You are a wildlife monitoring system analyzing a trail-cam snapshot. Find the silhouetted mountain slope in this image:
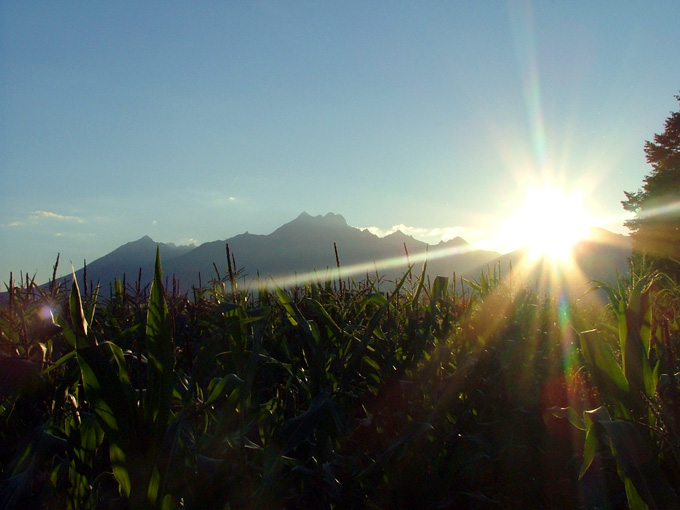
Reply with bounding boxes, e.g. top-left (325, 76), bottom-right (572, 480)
top-left (572, 228), bottom-right (632, 284)
top-left (60, 236), bottom-right (194, 292)
top-left (163, 212), bottom-right (497, 289)
top-left (42, 213), bottom-right (631, 295)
